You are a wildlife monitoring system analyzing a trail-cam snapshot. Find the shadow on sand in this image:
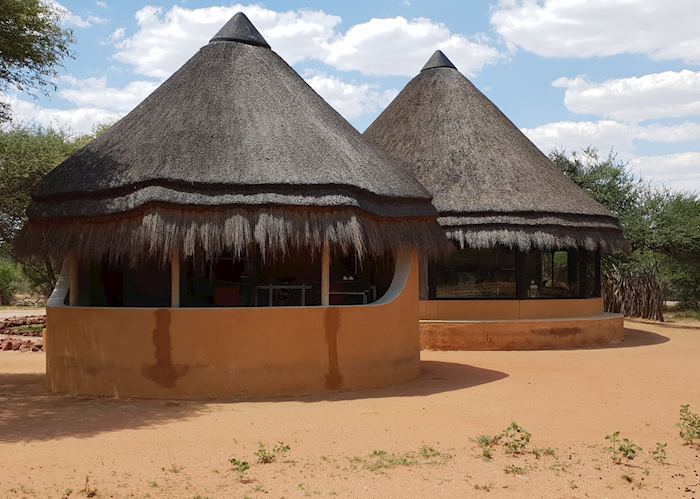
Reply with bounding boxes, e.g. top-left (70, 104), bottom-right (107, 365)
top-left (582, 327), bottom-right (670, 350)
top-left (0, 372), bottom-right (207, 443)
top-left (0, 361), bottom-right (506, 443)
top-left (290, 361), bottom-right (508, 404)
